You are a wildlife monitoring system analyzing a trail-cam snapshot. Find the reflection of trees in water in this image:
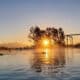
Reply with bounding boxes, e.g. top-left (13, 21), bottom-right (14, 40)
top-left (31, 48), bottom-right (66, 76)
